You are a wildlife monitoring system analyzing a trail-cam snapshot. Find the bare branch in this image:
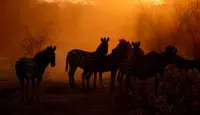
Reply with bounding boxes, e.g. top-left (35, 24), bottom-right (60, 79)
top-left (21, 22), bottom-right (53, 57)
